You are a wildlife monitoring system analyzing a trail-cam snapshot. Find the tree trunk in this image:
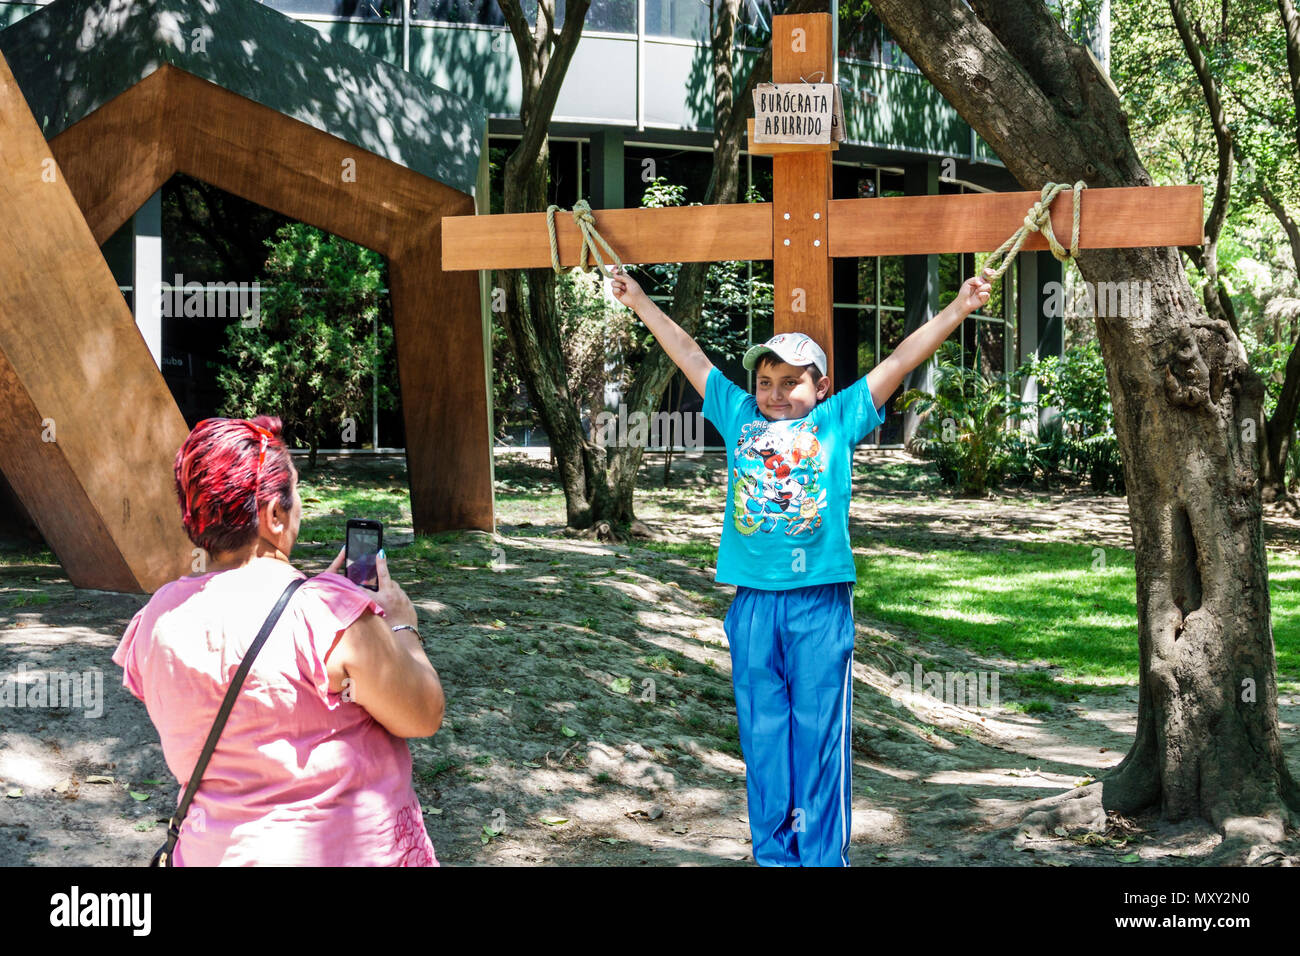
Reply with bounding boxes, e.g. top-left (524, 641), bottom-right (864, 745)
top-left (1251, 0), bottom-right (1300, 503)
top-left (872, 0), bottom-right (1300, 847)
top-left (496, 0), bottom-right (606, 528)
top-left (1168, 0), bottom-right (1238, 334)
top-left (1260, 339), bottom-right (1300, 502)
